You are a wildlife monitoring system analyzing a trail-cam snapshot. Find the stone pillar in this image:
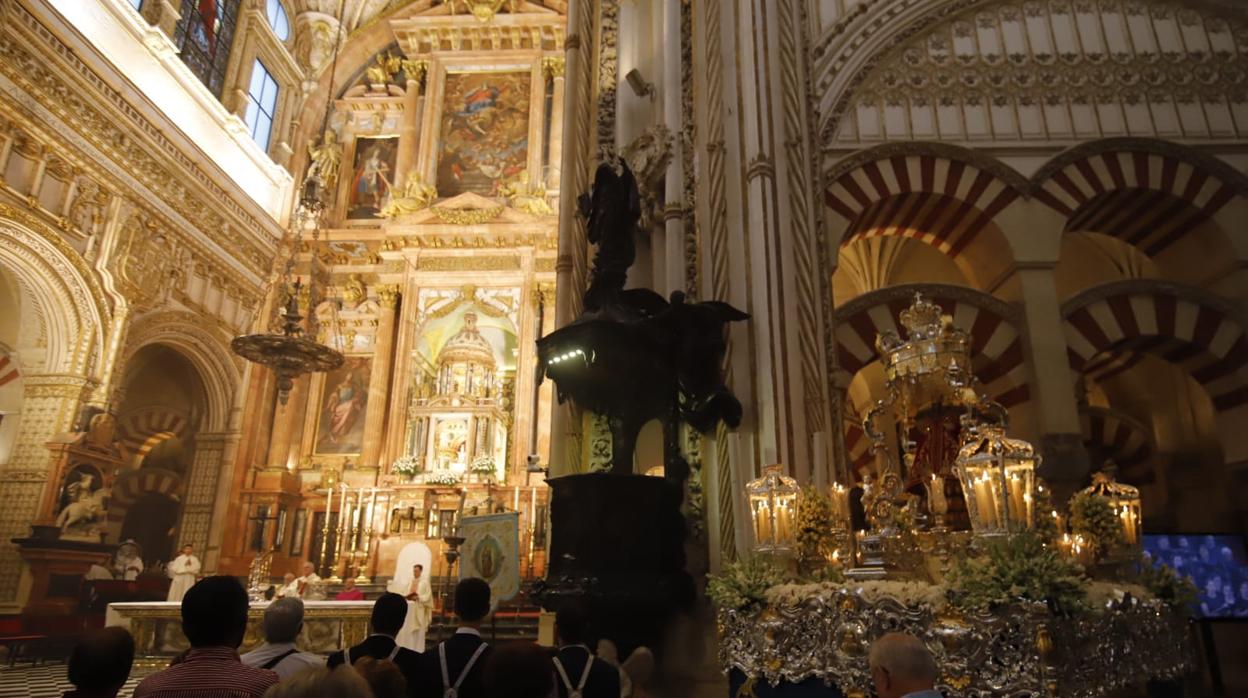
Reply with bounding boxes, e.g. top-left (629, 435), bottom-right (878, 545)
top-left (544, 57), bottom-right (565, 192)
top-left (141, 0), bottom-right (182, 40)
top-left (0, 374), bottom-right (91, 610)
top-left (394, 70), bottom-right (425, 189)
top-left (996, 202), bottom-right (1089, 496)
top-left (361, 286), bottom-right (399, 468)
